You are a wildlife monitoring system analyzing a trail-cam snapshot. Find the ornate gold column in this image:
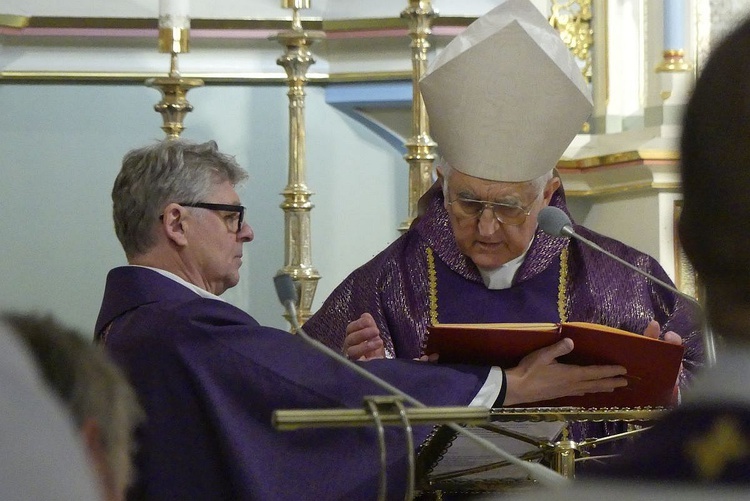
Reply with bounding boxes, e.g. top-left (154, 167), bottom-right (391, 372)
top-left (399, 0), bottom-right (438, 232)
top-left (146, 1), bottom-right (203, 139)
top-left (551, 0), bottom-right (593, 132)
top-left (272, 0), bottom-right (323, 326)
